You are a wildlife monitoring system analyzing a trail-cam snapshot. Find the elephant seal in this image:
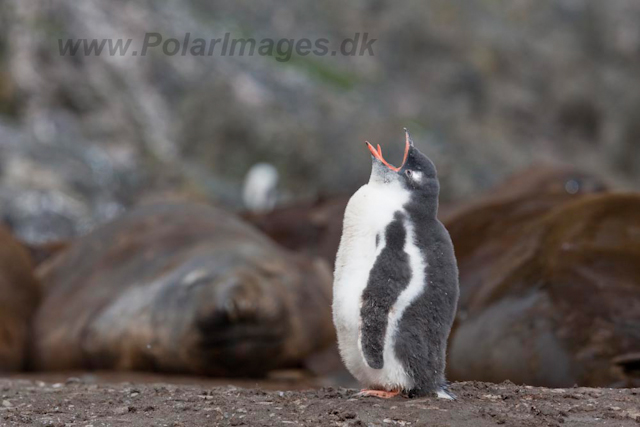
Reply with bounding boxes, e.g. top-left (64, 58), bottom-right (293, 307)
top-left (32, 202), bottom-right (334, 376)
top-left (0, 225), bottom-right (40, 371)
top-left (443, 165), bottom-right (608, 313)
top-left (448, 193), bottom-right (640, 387)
